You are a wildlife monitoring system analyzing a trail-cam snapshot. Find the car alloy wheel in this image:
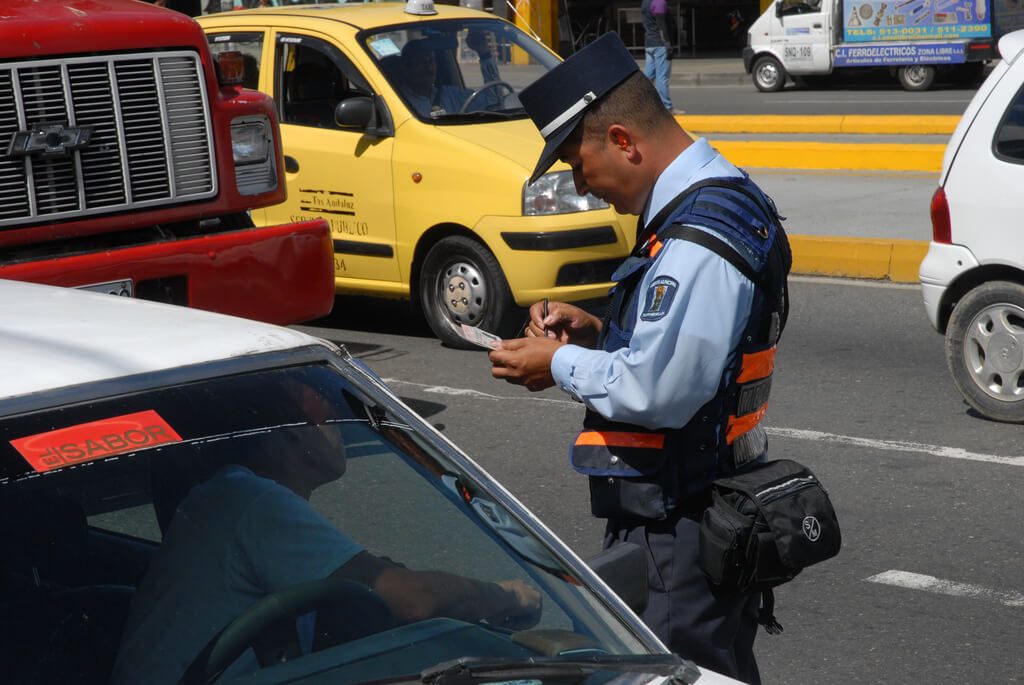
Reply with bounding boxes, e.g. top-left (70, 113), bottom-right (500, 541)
top-left (945, 281), bottom-right (1024, 423)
